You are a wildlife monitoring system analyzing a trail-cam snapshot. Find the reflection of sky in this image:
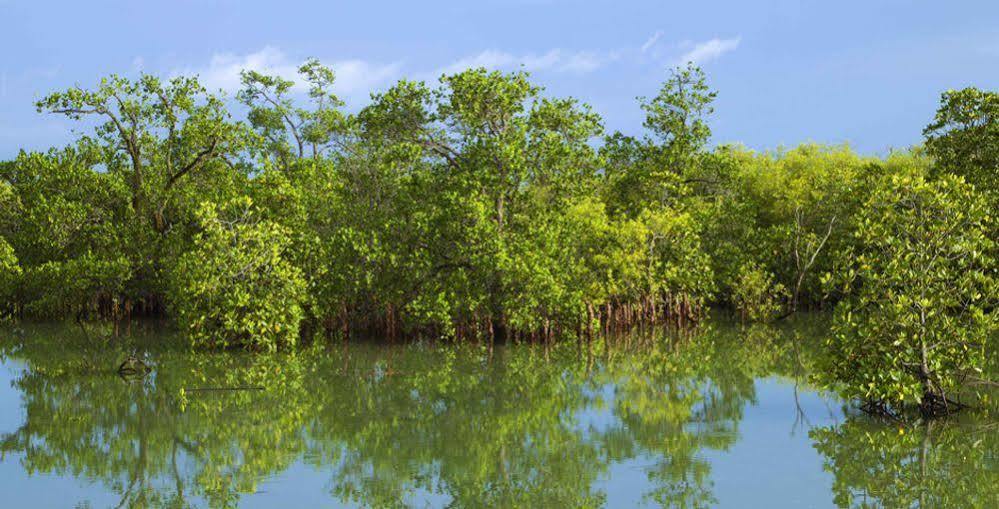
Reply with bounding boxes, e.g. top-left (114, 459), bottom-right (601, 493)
top-left (706, 378), bottom-right (841, 509)
top-left (0, 353), bottom-right (849, 508)
top-left (589, 377), bottom-right (843, 508)
top-left (0, 359), bottom-right (25, 433)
